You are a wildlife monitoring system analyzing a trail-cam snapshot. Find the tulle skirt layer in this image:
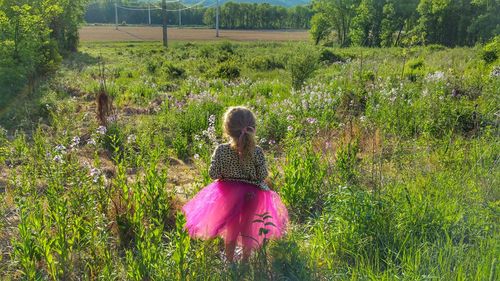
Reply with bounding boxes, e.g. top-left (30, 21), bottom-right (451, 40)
top-left (182, 180), bottom-right (288, 250)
